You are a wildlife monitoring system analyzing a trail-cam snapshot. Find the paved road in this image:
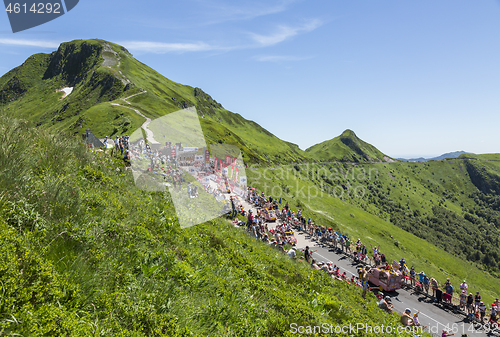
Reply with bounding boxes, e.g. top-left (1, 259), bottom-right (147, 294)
top-left (300, 232), bottom-right (493, 336)
top-left (236, 197), bottom-right (498, 337)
